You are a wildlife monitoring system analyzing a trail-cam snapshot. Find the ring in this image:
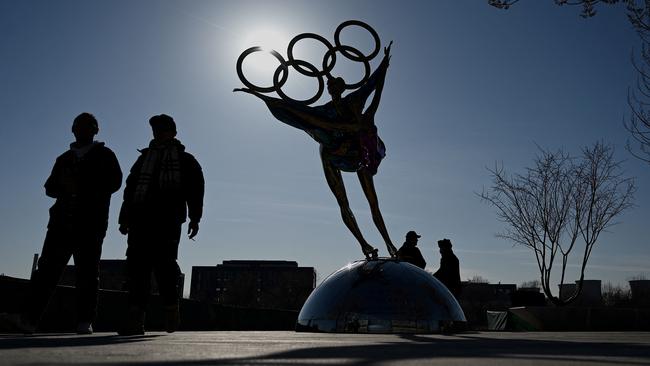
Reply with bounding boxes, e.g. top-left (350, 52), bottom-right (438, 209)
top-left (236, 46), bottom-right (289, 93)
top-left (236, 20), bottom-right (381, 104)
top-left (287, 33), bottom-right (336, 78)
top-left (273, 59), bottom-right (324, 105)
top-left (334, 20), bottom-right (380, 63)
top-left (323, 45), bottom-right (370, 89)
